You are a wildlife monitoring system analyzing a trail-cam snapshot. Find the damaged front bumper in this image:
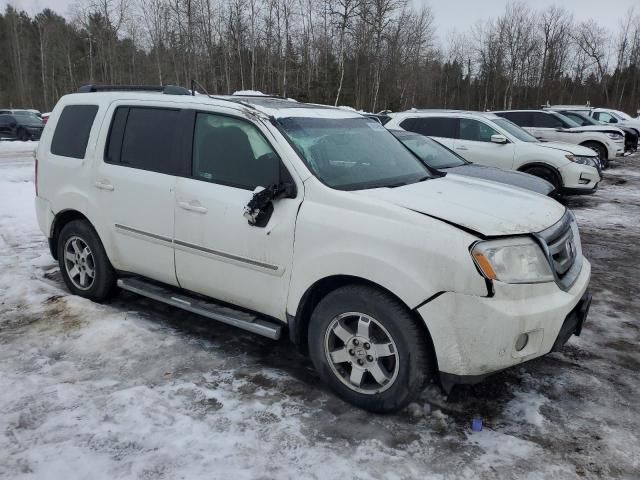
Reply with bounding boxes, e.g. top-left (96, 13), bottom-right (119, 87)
top-left (416, 259), bottom-right (591, 392)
